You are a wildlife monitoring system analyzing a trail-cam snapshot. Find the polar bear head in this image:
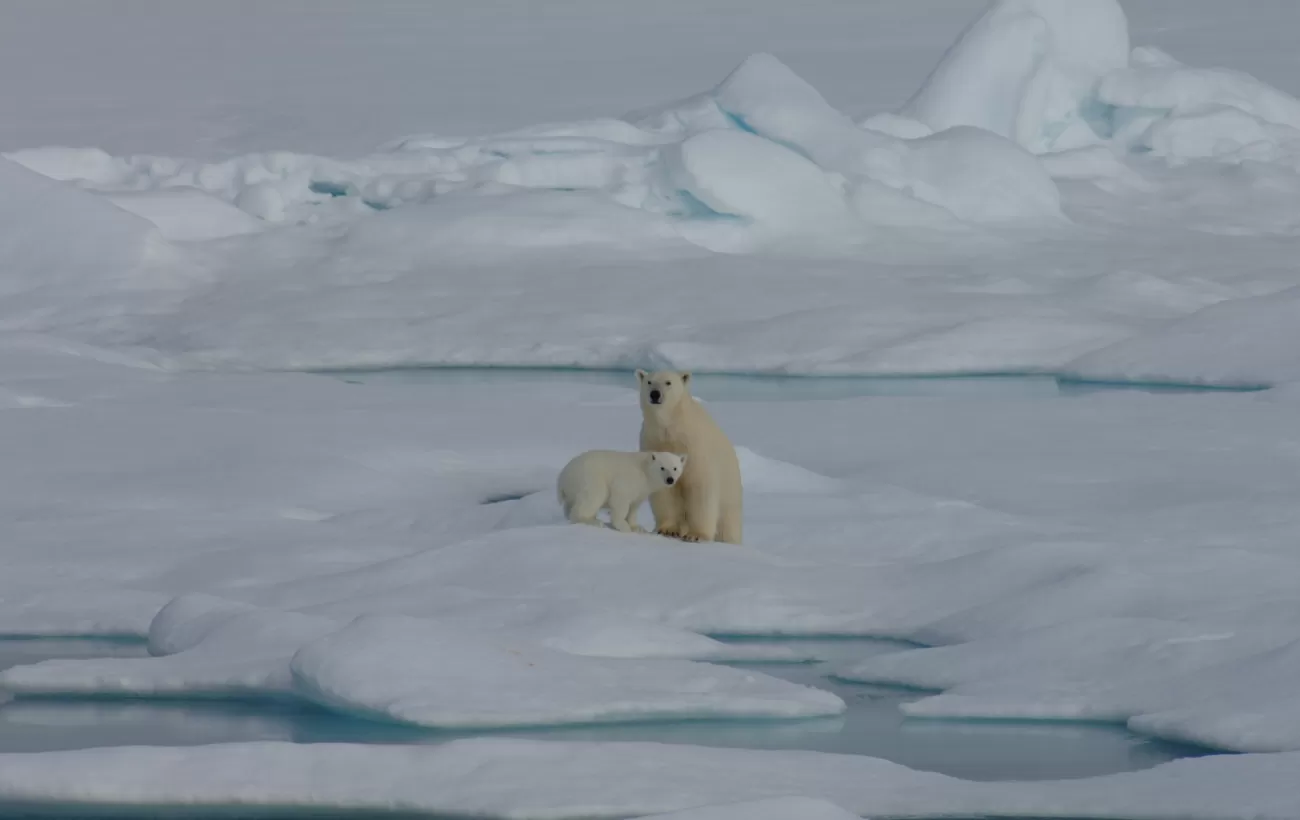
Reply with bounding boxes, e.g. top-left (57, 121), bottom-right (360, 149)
top-left (644, 451), bottom-right (687, 488)
top-left (636, 369), bottom-right (692, 415)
